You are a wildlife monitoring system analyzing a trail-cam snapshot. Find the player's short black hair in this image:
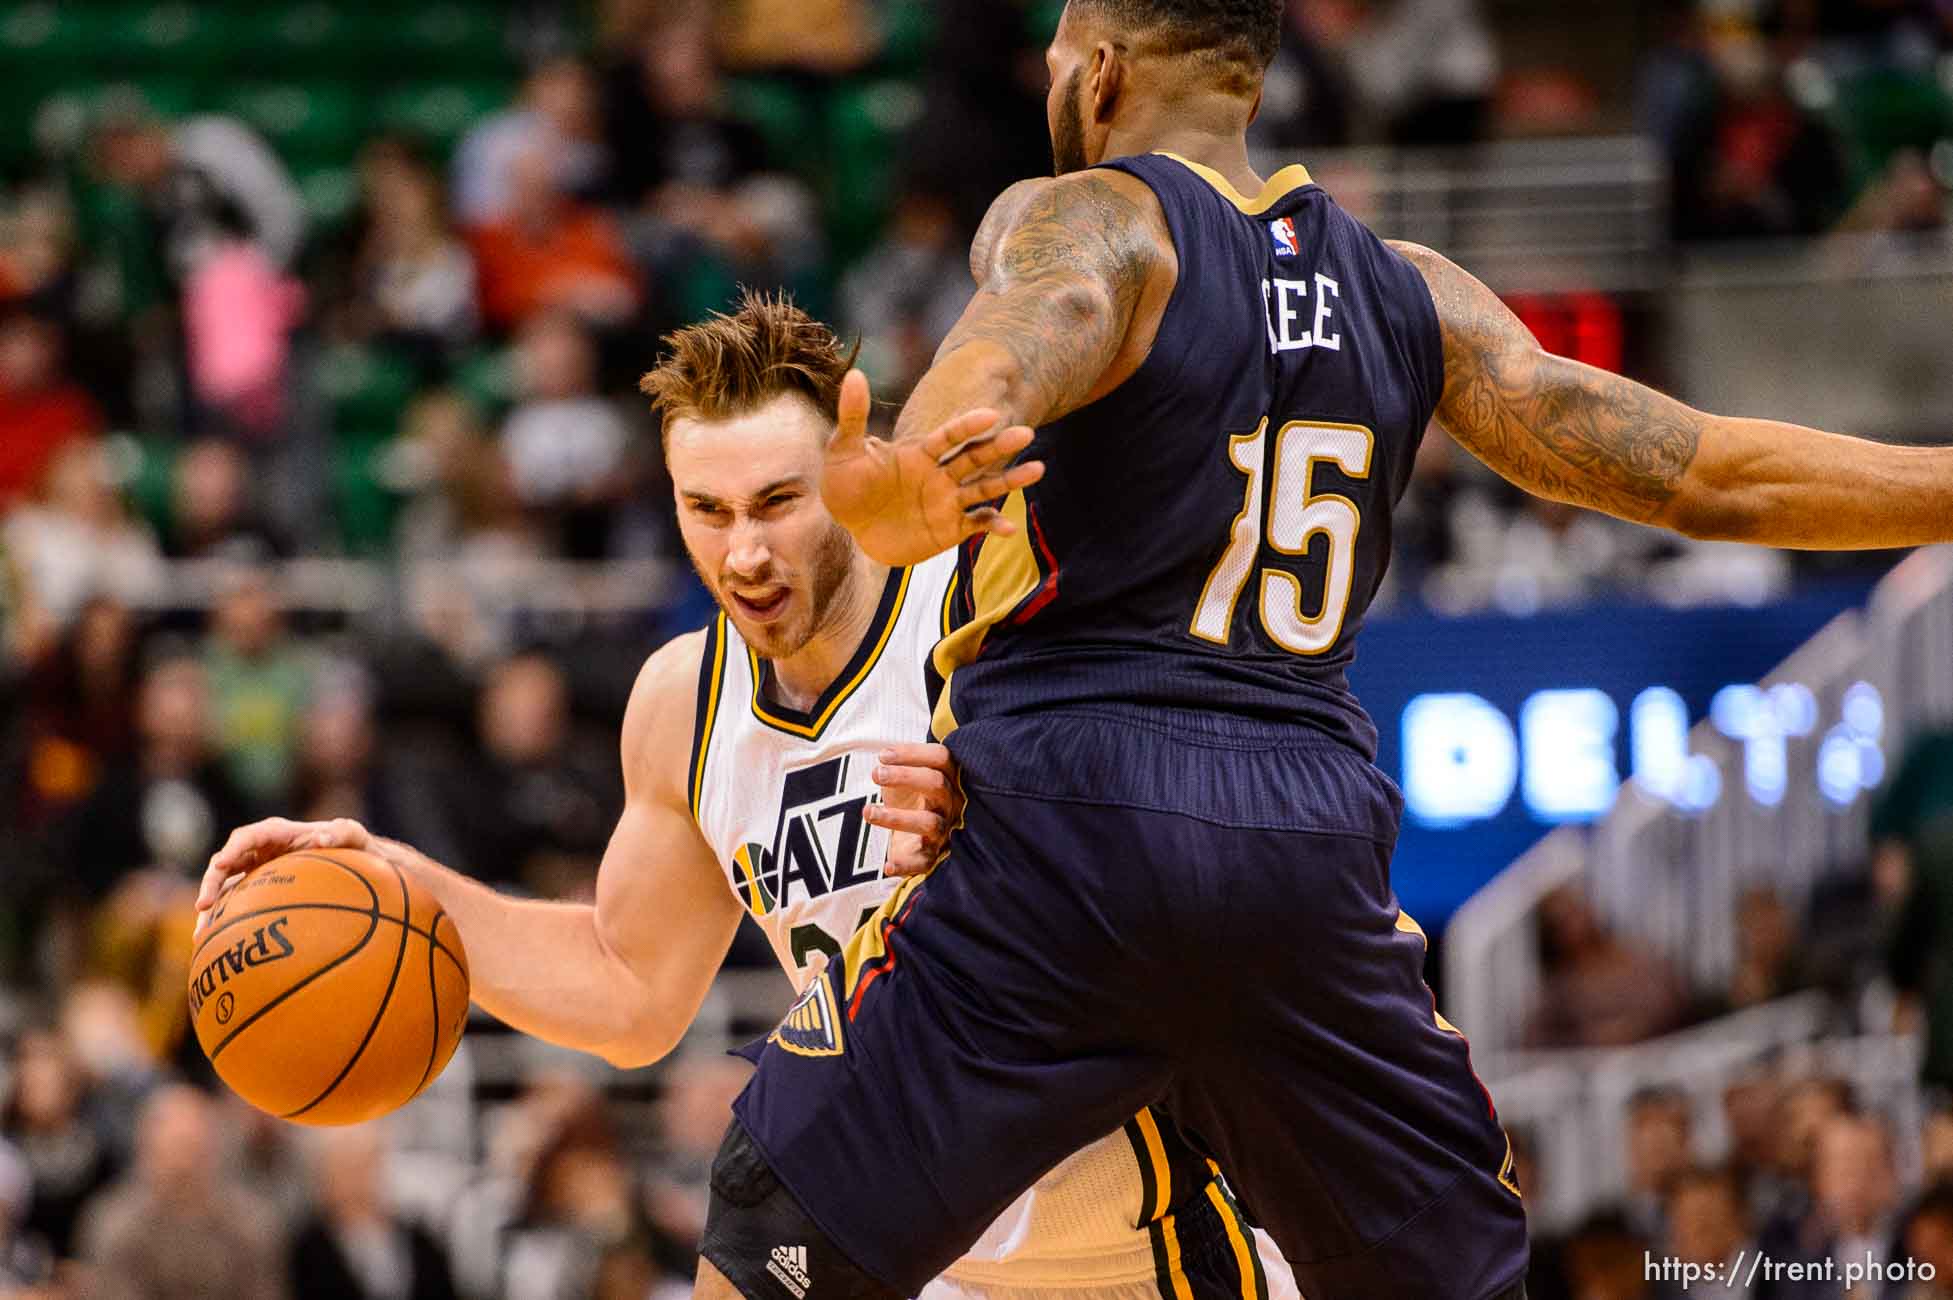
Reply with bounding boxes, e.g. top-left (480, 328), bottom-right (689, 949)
top-left (1068, 0), bottom-right (1284, 75)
